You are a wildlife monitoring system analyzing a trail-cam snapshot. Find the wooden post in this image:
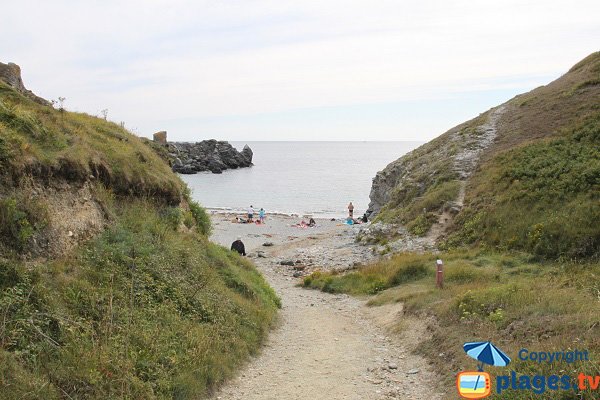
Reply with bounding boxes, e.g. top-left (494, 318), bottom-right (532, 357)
top-left (436, 259), bottom-right (444, 289)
